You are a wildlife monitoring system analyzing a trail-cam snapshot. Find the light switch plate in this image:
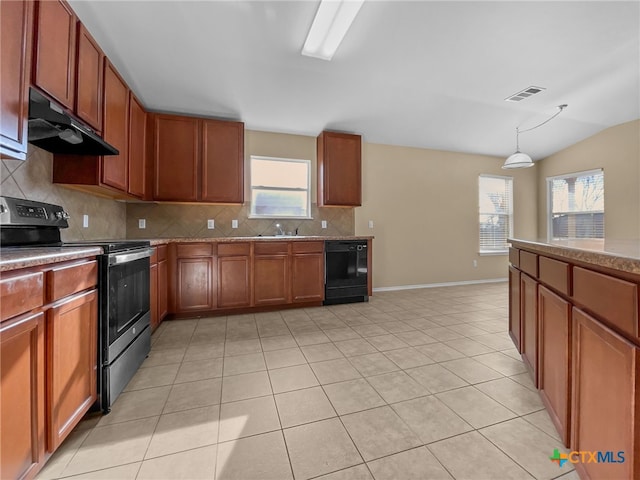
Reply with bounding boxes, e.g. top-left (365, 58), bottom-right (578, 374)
top-left (82, 214), bottom-right (89, 228)
top-left (232, 219), bottom-right (238, 228)
top-left (207, 219), bottom-right (215, 229)
top-left (368, 220), bottom-right (374, 228)
top-left (138, 219), bottom-right (146, 229)
top-left (321, 220), bottom-right (327, 229)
